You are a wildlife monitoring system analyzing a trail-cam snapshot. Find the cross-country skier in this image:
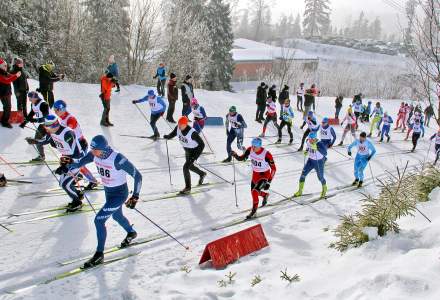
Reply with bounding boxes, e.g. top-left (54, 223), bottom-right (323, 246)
top-left (430, 130), bottom-right (440, 164)
top-left (347, 131), bottom-right (376, 187)
top-left (320, 117), bottom-right (336, 148)
top-left (405, 111), bottom-right (424, 141)
top-left (276, 98), bottom-right (294, 144)
top-left (164, 116), bottom-right (207, 194)
top-left (298, 111), bottom-right (320, 151)
top-left (368, 102), bottom-right (383, 137)
top-left (19, 91), bottom-right (50, 161)
top-left (25, 115), bottom-right (85, 211)
top-left (296, 82), bottom-right (305, 111)
top-left (223, 106), bottom-right (247, 163)
top-left (353, 100), bottom-right (363, 128)
top-left (409, 115), bottom-right (424, 152)
top-left (338, 107), bottom-right (356, 146)
top-left (190, 97), bottom-right (207, 133)
top-left (231, 137), bottom-right (276, 219)
top-left (361, 101), bottom-right (372, 122)
top-left (53, 99), bottom-right (99, 190)
top-left (68, 135), bottom-right (142, 268)
top-left (294, 132), bottom-right (328, 198)
top-left (379, 112), bottom-right (393, 142)
top-left (259, 97), bottom-right (279, 137)
top-left (394, 102), bottom-right (407, 131)
top-left (132, 89), bottom-right (166, 141)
